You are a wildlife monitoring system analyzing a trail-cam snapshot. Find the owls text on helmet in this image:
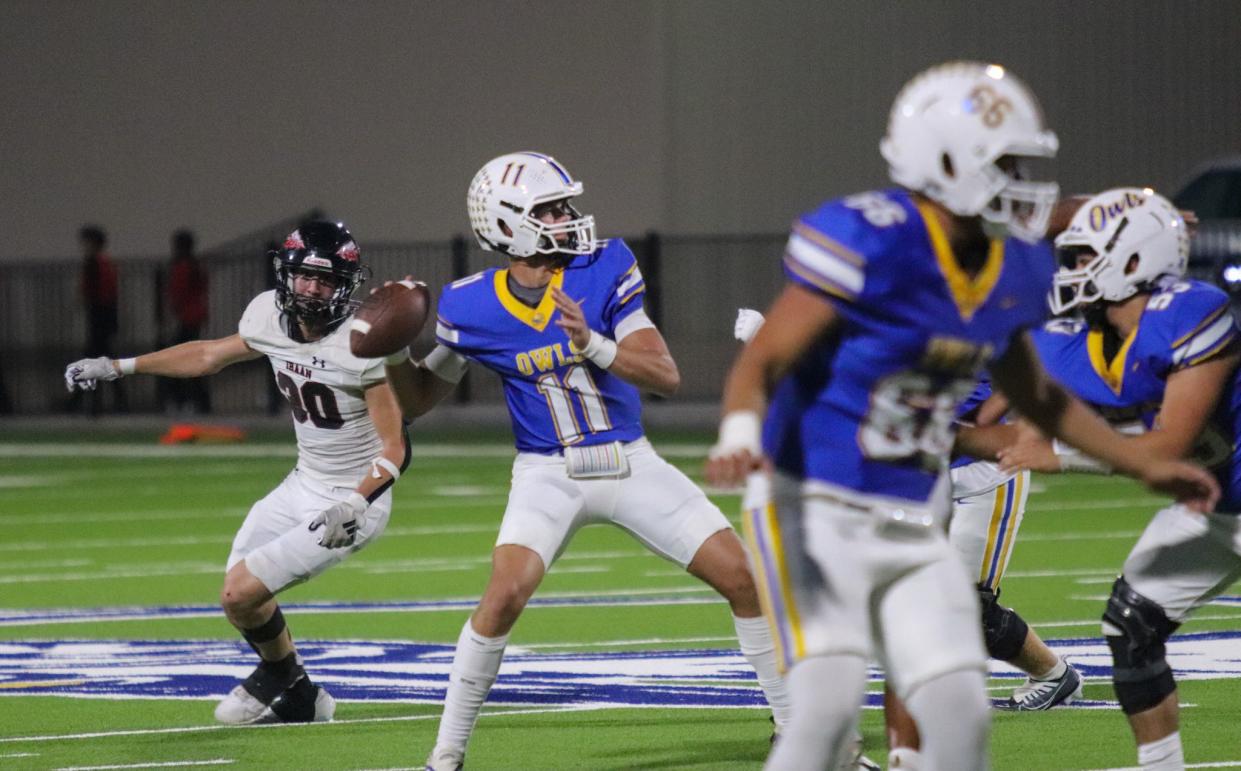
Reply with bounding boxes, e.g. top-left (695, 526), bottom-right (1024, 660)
top-left (467, 152), bottom-right (597, 261)
top-left (1049, 188), bottom-right (1188, 314)
top-left (881, 61), bottom-right (1059, 243)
